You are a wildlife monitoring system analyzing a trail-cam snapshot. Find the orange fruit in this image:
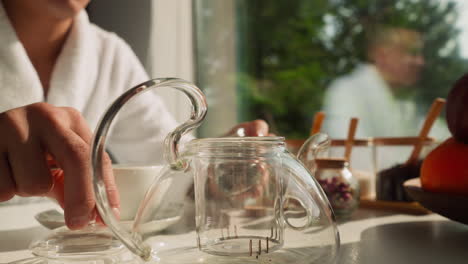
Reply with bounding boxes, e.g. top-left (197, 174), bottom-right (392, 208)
top-left (421, 137), bottom-right (468, 195)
